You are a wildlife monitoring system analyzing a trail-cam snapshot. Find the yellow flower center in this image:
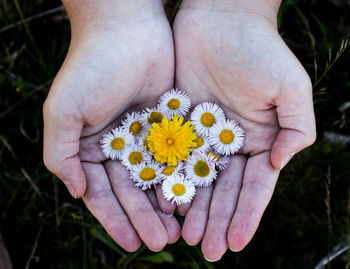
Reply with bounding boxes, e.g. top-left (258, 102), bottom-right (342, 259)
top-left (193, 160), bottom-right (210, 177)
top-left (200, 112), bottom-right (216, 127)
top-left (219, 129), bottom-right (234, 144)
top-left (194, 137), bottom-right (204, 148)
top-left (166, 138), bottom-right (174, 145)
top-left (162, 166), bottom-right (176, 176)
top-left (167, 99), bottom-right (181, 110)
top-left (172, 183), bottom-right (186, 196)
top-left (129, 121), bottom-right (142, 135)
top-left (148, 112), bottom-right (163, 124)
top-left (110, 138), bottom-right (125, 151)
top-left (147, 115), bottom-right (197, 166)
top-left (208, 152), bottom-right (220, 162)
top-left (128, 152), bottom-right (143, 165)
top-left (139, 167), bottom-right (156, 181)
